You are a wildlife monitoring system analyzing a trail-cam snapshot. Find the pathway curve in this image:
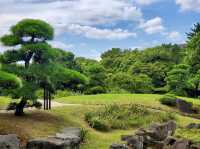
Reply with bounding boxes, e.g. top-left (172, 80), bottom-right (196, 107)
top-left (0, 99), bottom-right (82, 114)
